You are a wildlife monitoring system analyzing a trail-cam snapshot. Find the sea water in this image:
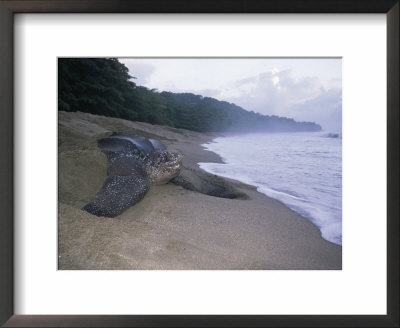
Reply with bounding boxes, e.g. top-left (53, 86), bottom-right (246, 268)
top-left (199, 132), bottom-right (342, 245)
